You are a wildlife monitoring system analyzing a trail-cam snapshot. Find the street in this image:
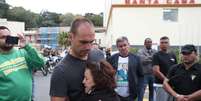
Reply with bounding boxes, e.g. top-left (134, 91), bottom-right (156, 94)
top-left (33, 71), bottom-right (51, 101)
